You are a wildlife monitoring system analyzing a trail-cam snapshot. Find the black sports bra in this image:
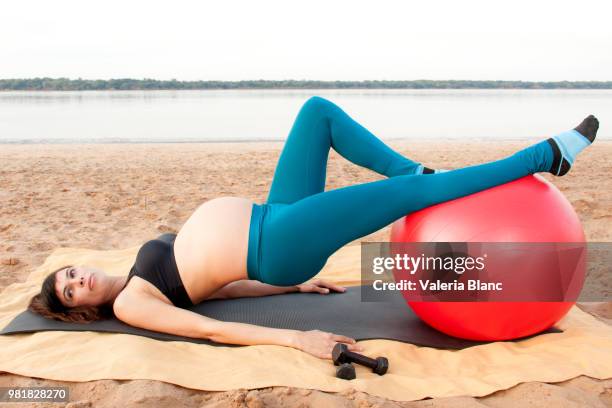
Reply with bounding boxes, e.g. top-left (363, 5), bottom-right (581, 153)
top-left (124, 233), bottom-right (194, 308)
